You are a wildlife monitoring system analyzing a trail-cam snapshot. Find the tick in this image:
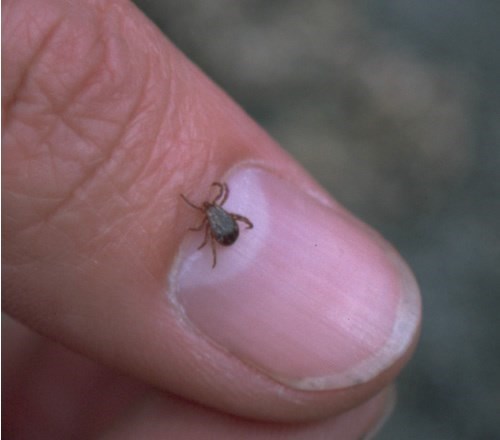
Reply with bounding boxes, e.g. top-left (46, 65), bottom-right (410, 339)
top-left (181, 182), bottom-right (253, 268)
